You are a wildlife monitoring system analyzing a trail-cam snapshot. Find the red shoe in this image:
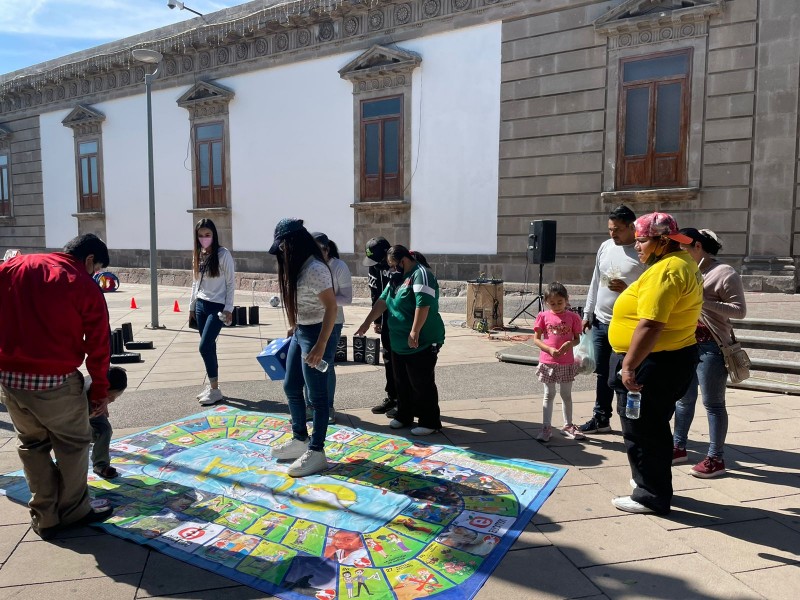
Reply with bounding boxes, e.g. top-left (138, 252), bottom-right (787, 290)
top-left (672, 446), bottom-right (688, 465)
top-left (691, 456), bottom-right (726, 478)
